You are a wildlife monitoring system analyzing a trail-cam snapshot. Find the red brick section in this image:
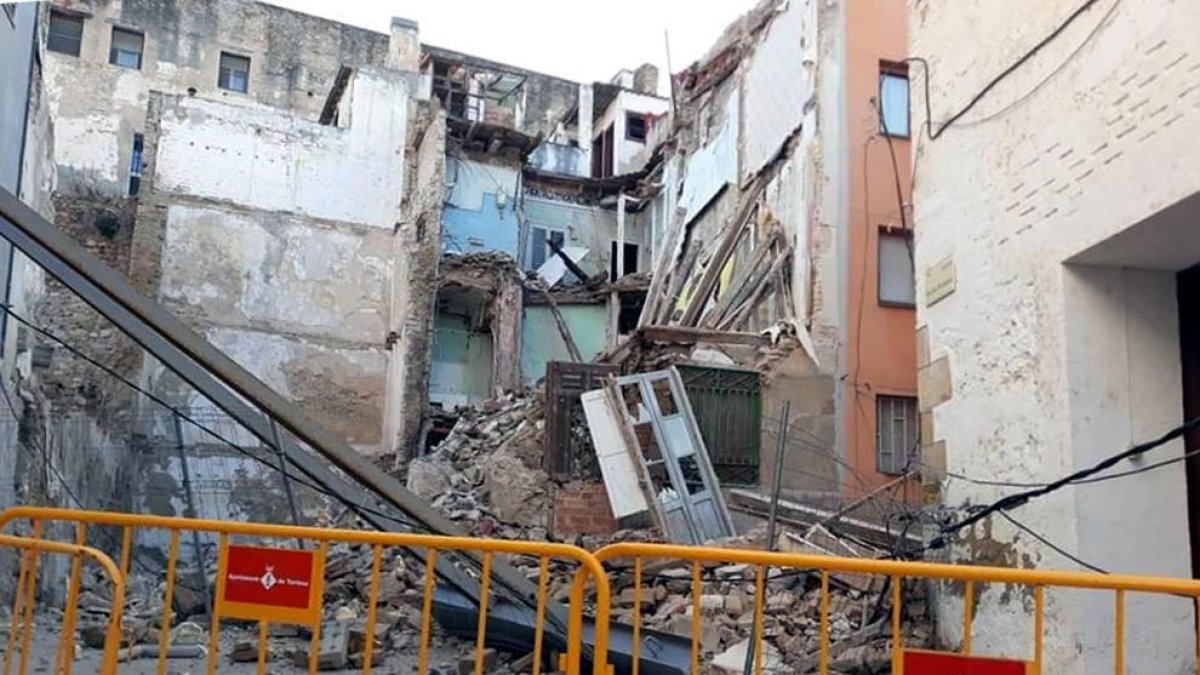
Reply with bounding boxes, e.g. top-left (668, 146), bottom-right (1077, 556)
top-left (552, 483), bottom-right (618, 538)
